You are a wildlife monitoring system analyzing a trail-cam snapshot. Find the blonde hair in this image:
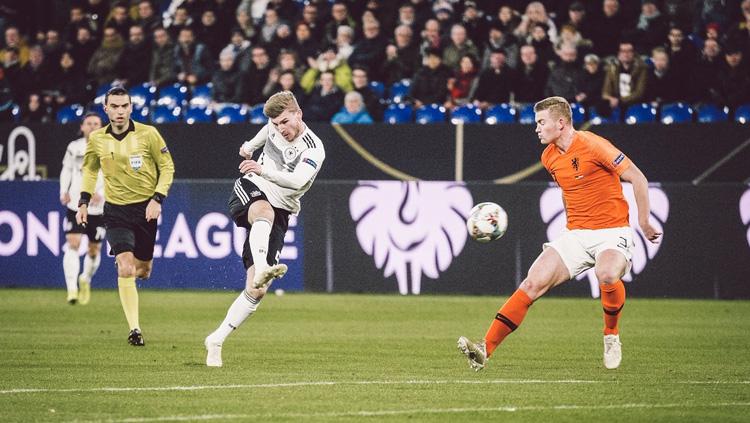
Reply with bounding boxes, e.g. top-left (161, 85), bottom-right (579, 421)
top-left (263, 91), bottom-right (301, 118)
top-left (533, 96), bottom-right (572, 123)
